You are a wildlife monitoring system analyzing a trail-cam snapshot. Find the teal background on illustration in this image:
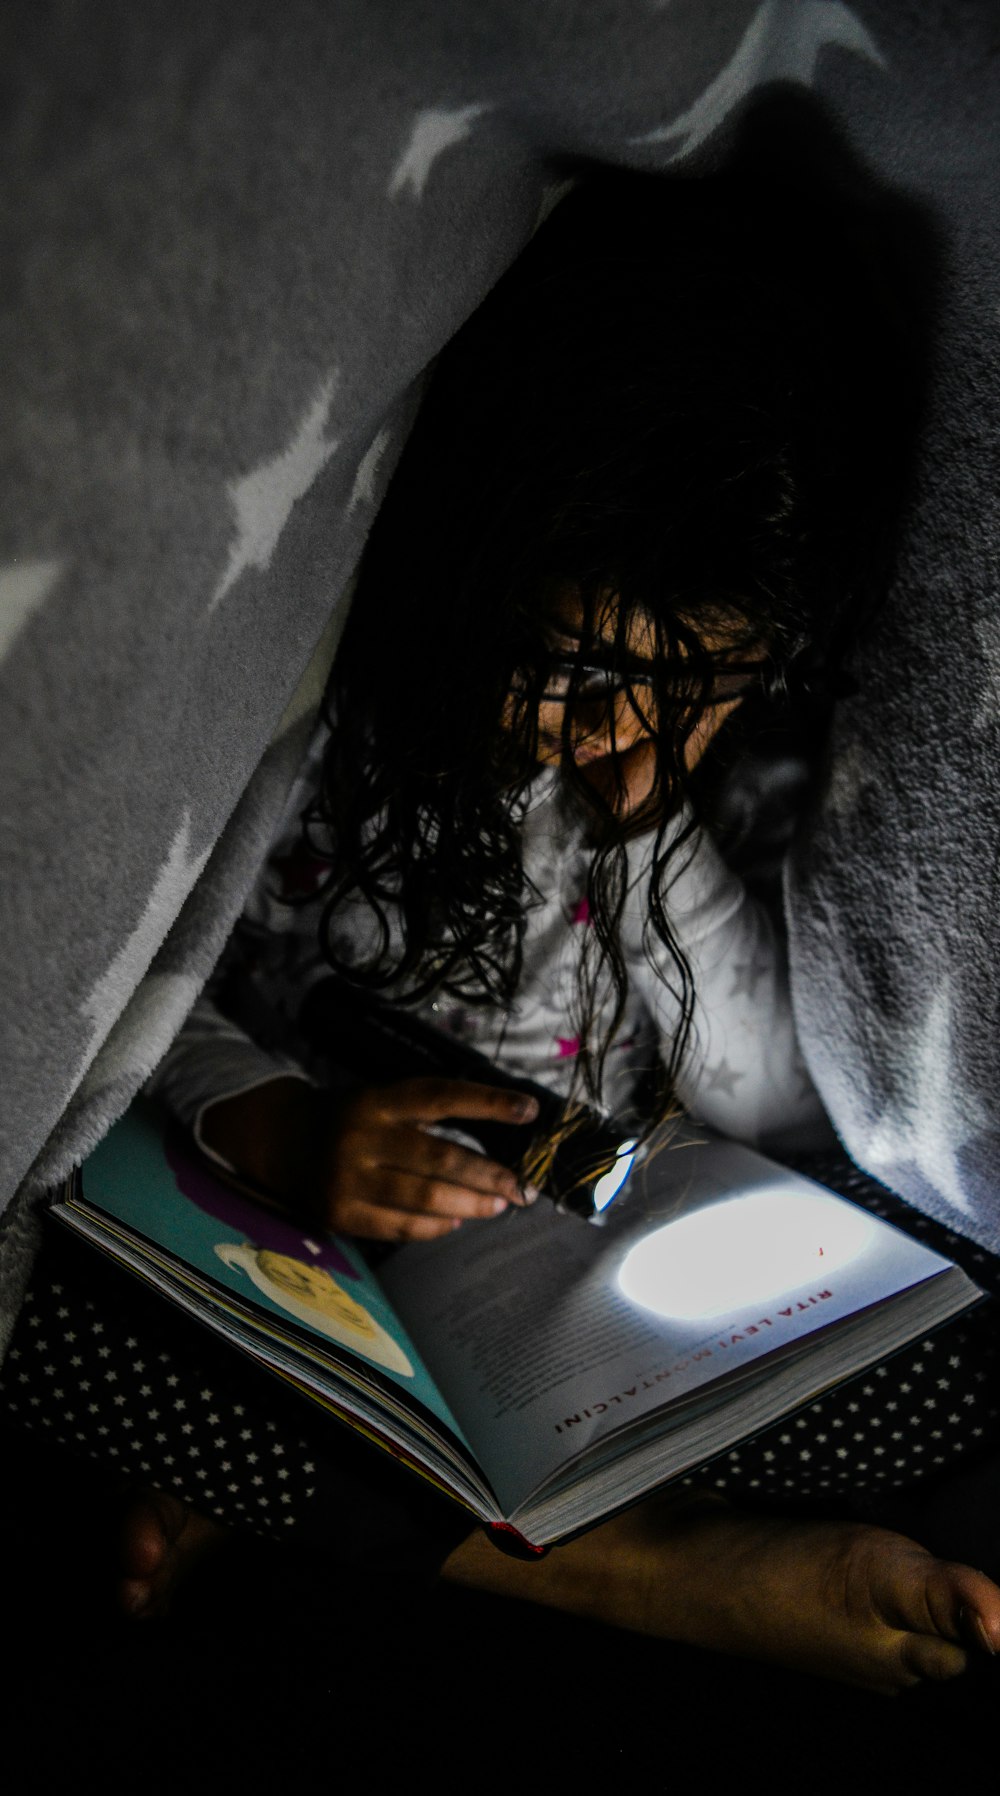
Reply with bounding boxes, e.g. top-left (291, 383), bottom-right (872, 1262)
top-left (82, 1103), bottom-right (459, 1430)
